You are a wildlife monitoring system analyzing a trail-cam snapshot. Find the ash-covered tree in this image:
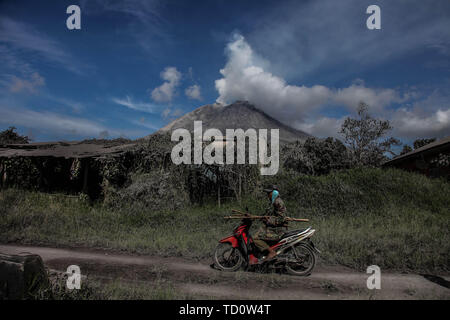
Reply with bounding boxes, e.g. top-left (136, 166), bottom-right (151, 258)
top-left (0, 126), bottom-right (30, 144)
top-left (339, 102), bottom-right (400, 166)
top-left (400, 144), bottom-right (413, 155)
top-left (281, 137), bottom-right (354, 175)
top-left (413, 138), bottom-right (436, 150)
